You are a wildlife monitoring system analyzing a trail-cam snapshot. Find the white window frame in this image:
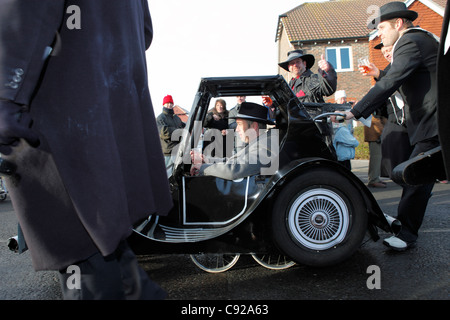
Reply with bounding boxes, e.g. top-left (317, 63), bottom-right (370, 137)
top-left (326, 46), bottom-right (354, 72)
